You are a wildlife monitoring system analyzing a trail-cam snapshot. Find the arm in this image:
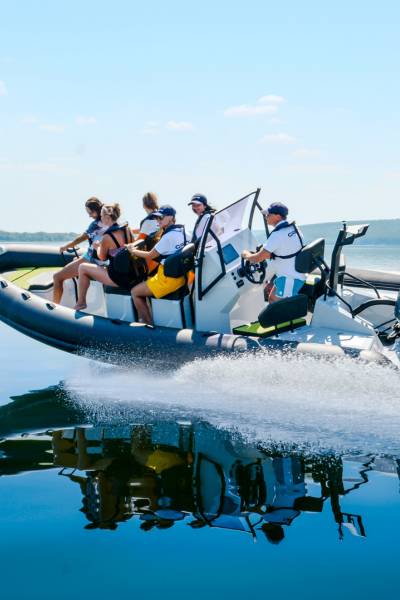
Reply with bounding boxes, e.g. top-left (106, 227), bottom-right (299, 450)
top-left (130, 247), bottom-right (160, 260)
top-left (97, 236), bottom-right (112, 262)
top-left (241, 248), bottom-right (271, 262)
top-left (60, 232), bottom-right (88, 253)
